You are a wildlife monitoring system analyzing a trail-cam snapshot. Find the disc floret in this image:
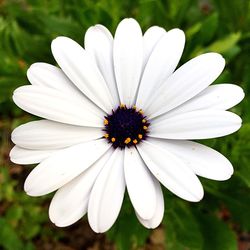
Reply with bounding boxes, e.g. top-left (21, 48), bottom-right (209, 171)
top-left (103, 104), bottom-right (150, 148)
